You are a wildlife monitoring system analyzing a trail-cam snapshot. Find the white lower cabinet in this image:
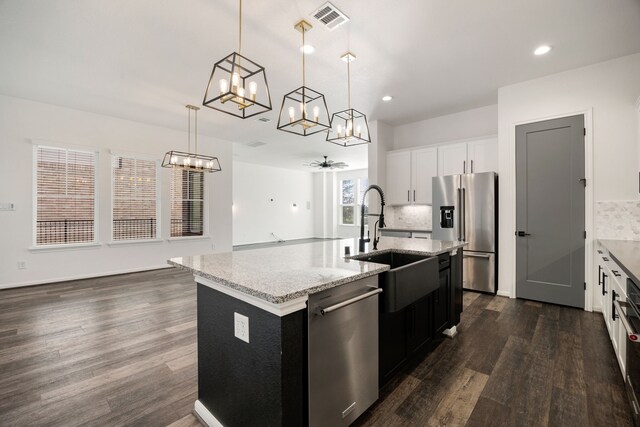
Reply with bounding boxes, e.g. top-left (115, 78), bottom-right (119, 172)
top-left (597, 247), bottom-right (628, 378)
